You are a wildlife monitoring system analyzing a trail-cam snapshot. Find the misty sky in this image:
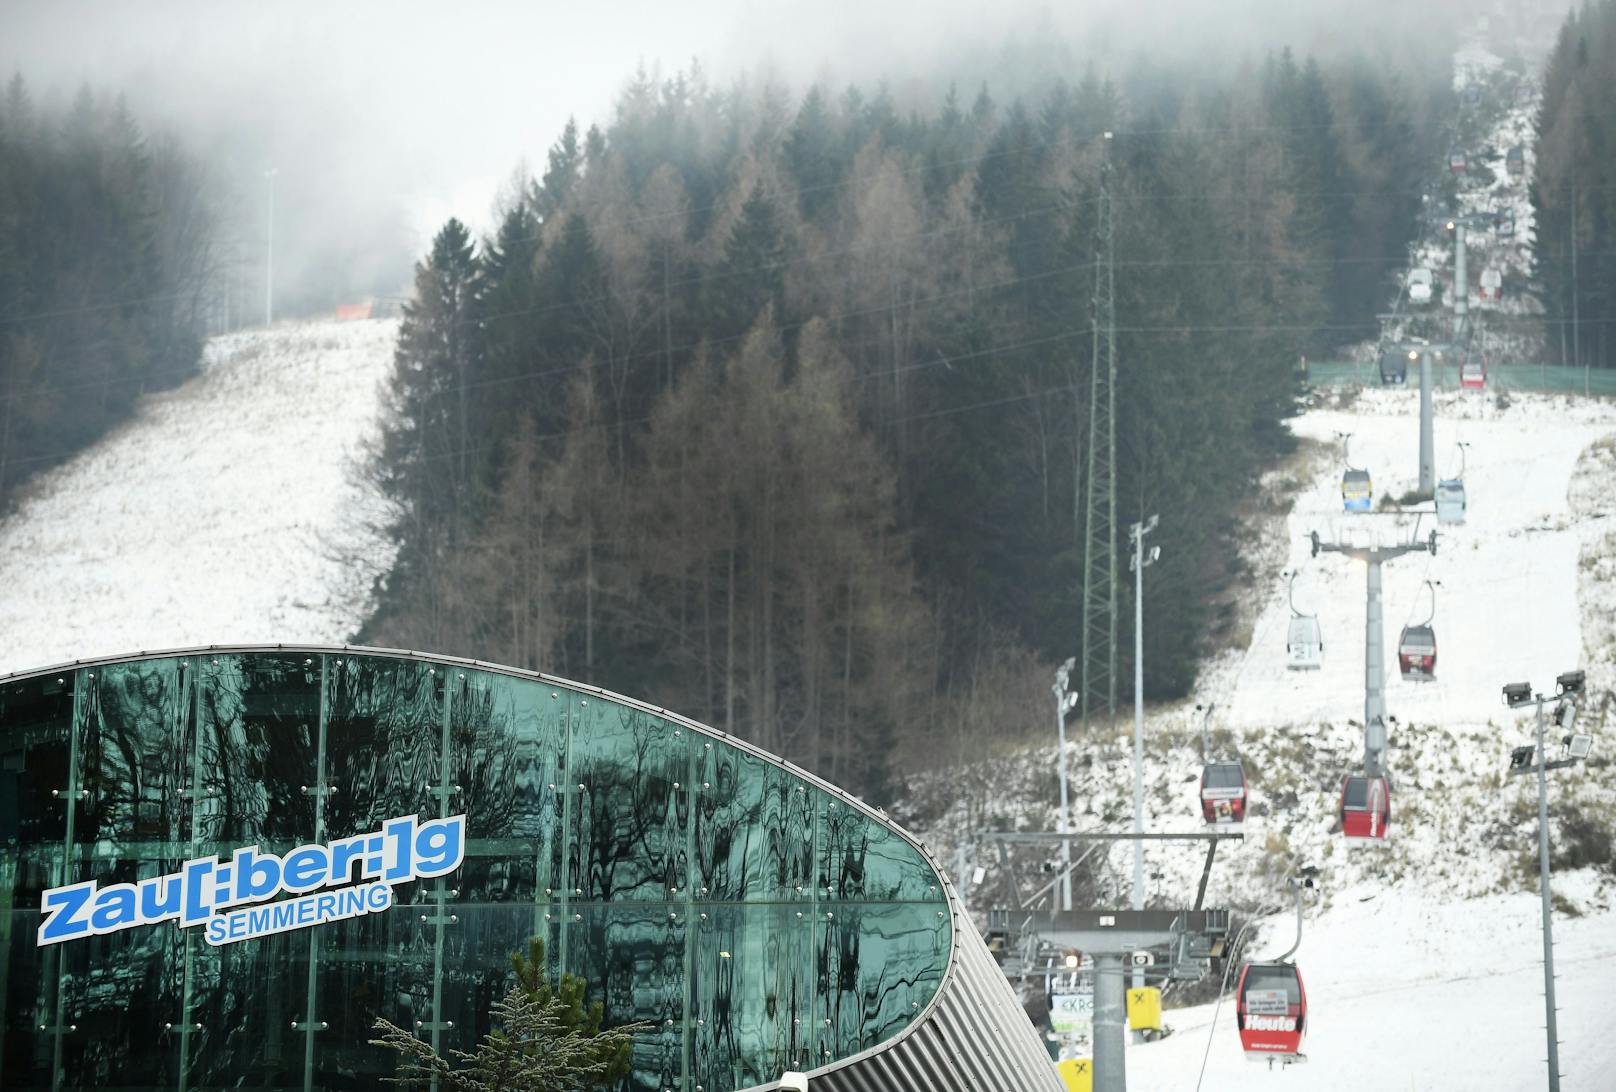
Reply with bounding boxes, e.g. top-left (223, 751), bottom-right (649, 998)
top-left (1, 0), bottom-right (1565, 308)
